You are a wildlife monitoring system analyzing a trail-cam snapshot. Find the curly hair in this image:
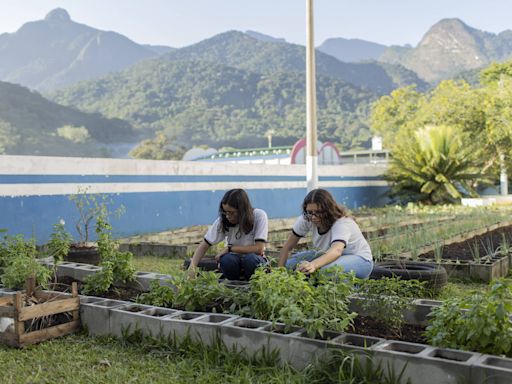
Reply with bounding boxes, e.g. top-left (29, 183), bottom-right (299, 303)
top-left (302, 188), bottom-right (348, 230)
top-left (218, 189), bottom-right (254, 237)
